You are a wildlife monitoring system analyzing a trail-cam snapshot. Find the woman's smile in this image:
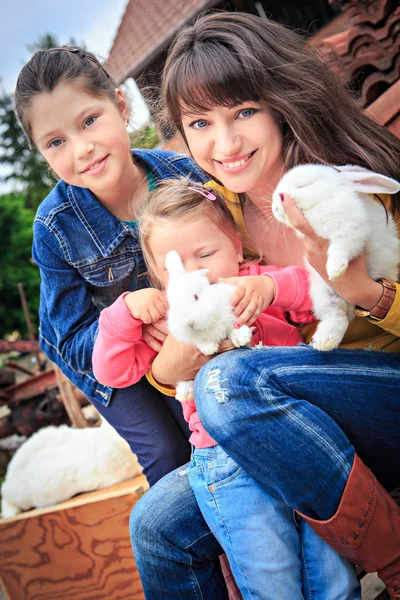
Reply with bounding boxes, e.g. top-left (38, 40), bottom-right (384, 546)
top-left (182, 102), bottom-right (284, 198)
top-left (215, 150), bottom-right (257, 173)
